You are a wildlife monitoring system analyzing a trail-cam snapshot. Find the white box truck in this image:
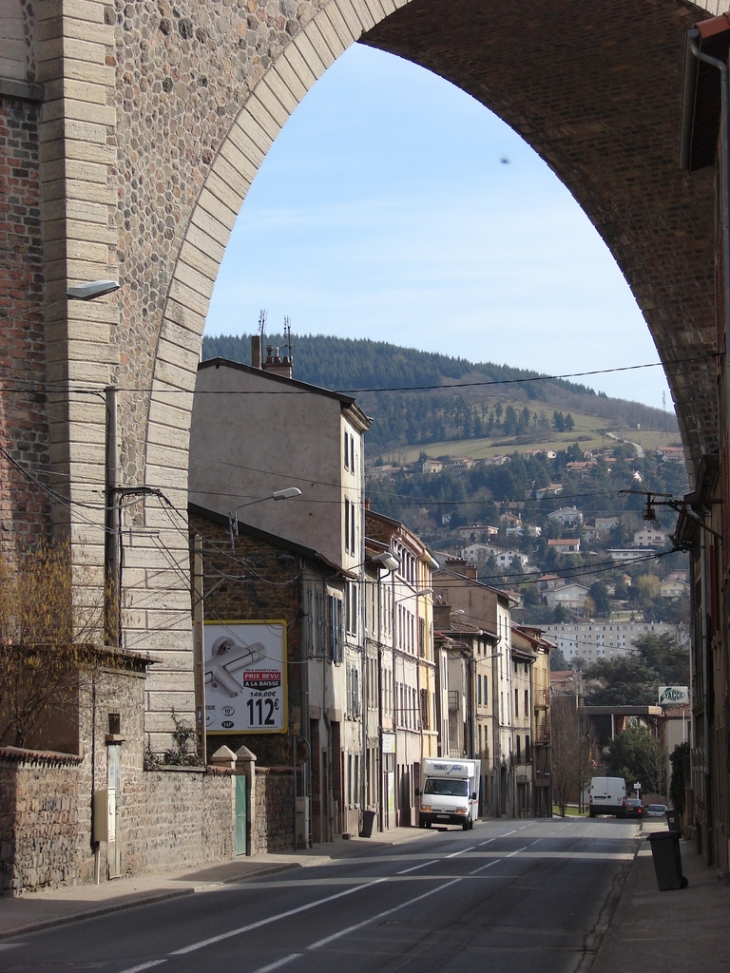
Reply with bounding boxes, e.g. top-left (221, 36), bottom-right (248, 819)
top-left (588, 776), bottom-right (627, 818)
top-left (419, 758), bottom-right (480, 830)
